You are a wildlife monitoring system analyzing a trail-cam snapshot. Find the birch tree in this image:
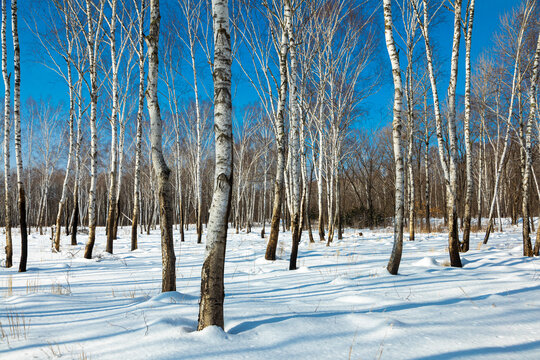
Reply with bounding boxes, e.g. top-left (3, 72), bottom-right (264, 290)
top-left (414, 0), bottom-right (462, 267)
top-left (131, 0), bottom-right (145, 251)
top-left (460, 0), bottom-right (475, 252)
top-left (286, 0), bottom-right (302, 270)
top-left (482, 2), bottom-right (534, 246)
top-left (383, 0), bottom-right (404, 275)
top-left (105, 0), bottom-right (119, 254)
top-left (2, 0), bottom-right (11, 268)
top-left (264, 1), bottom-right (289, 260)
top-left (80, 0), bottom-right (105, 259)
top-left (9, 0), bottom-right (28, 272)
top-left (147, 0), bottom-right (176, 292)
top-left (233, 0), bottom-right (289, 260)
top-left (104, 0), bottom-right (135, 251)
top-left (527, 33), bottom-right (540, 255)
top-left (198, 0), bottom-right (232, 330)
top-left (34, 0), bottom-right (81, 252)
top-left (178, 0), bottom-right (205, 244)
